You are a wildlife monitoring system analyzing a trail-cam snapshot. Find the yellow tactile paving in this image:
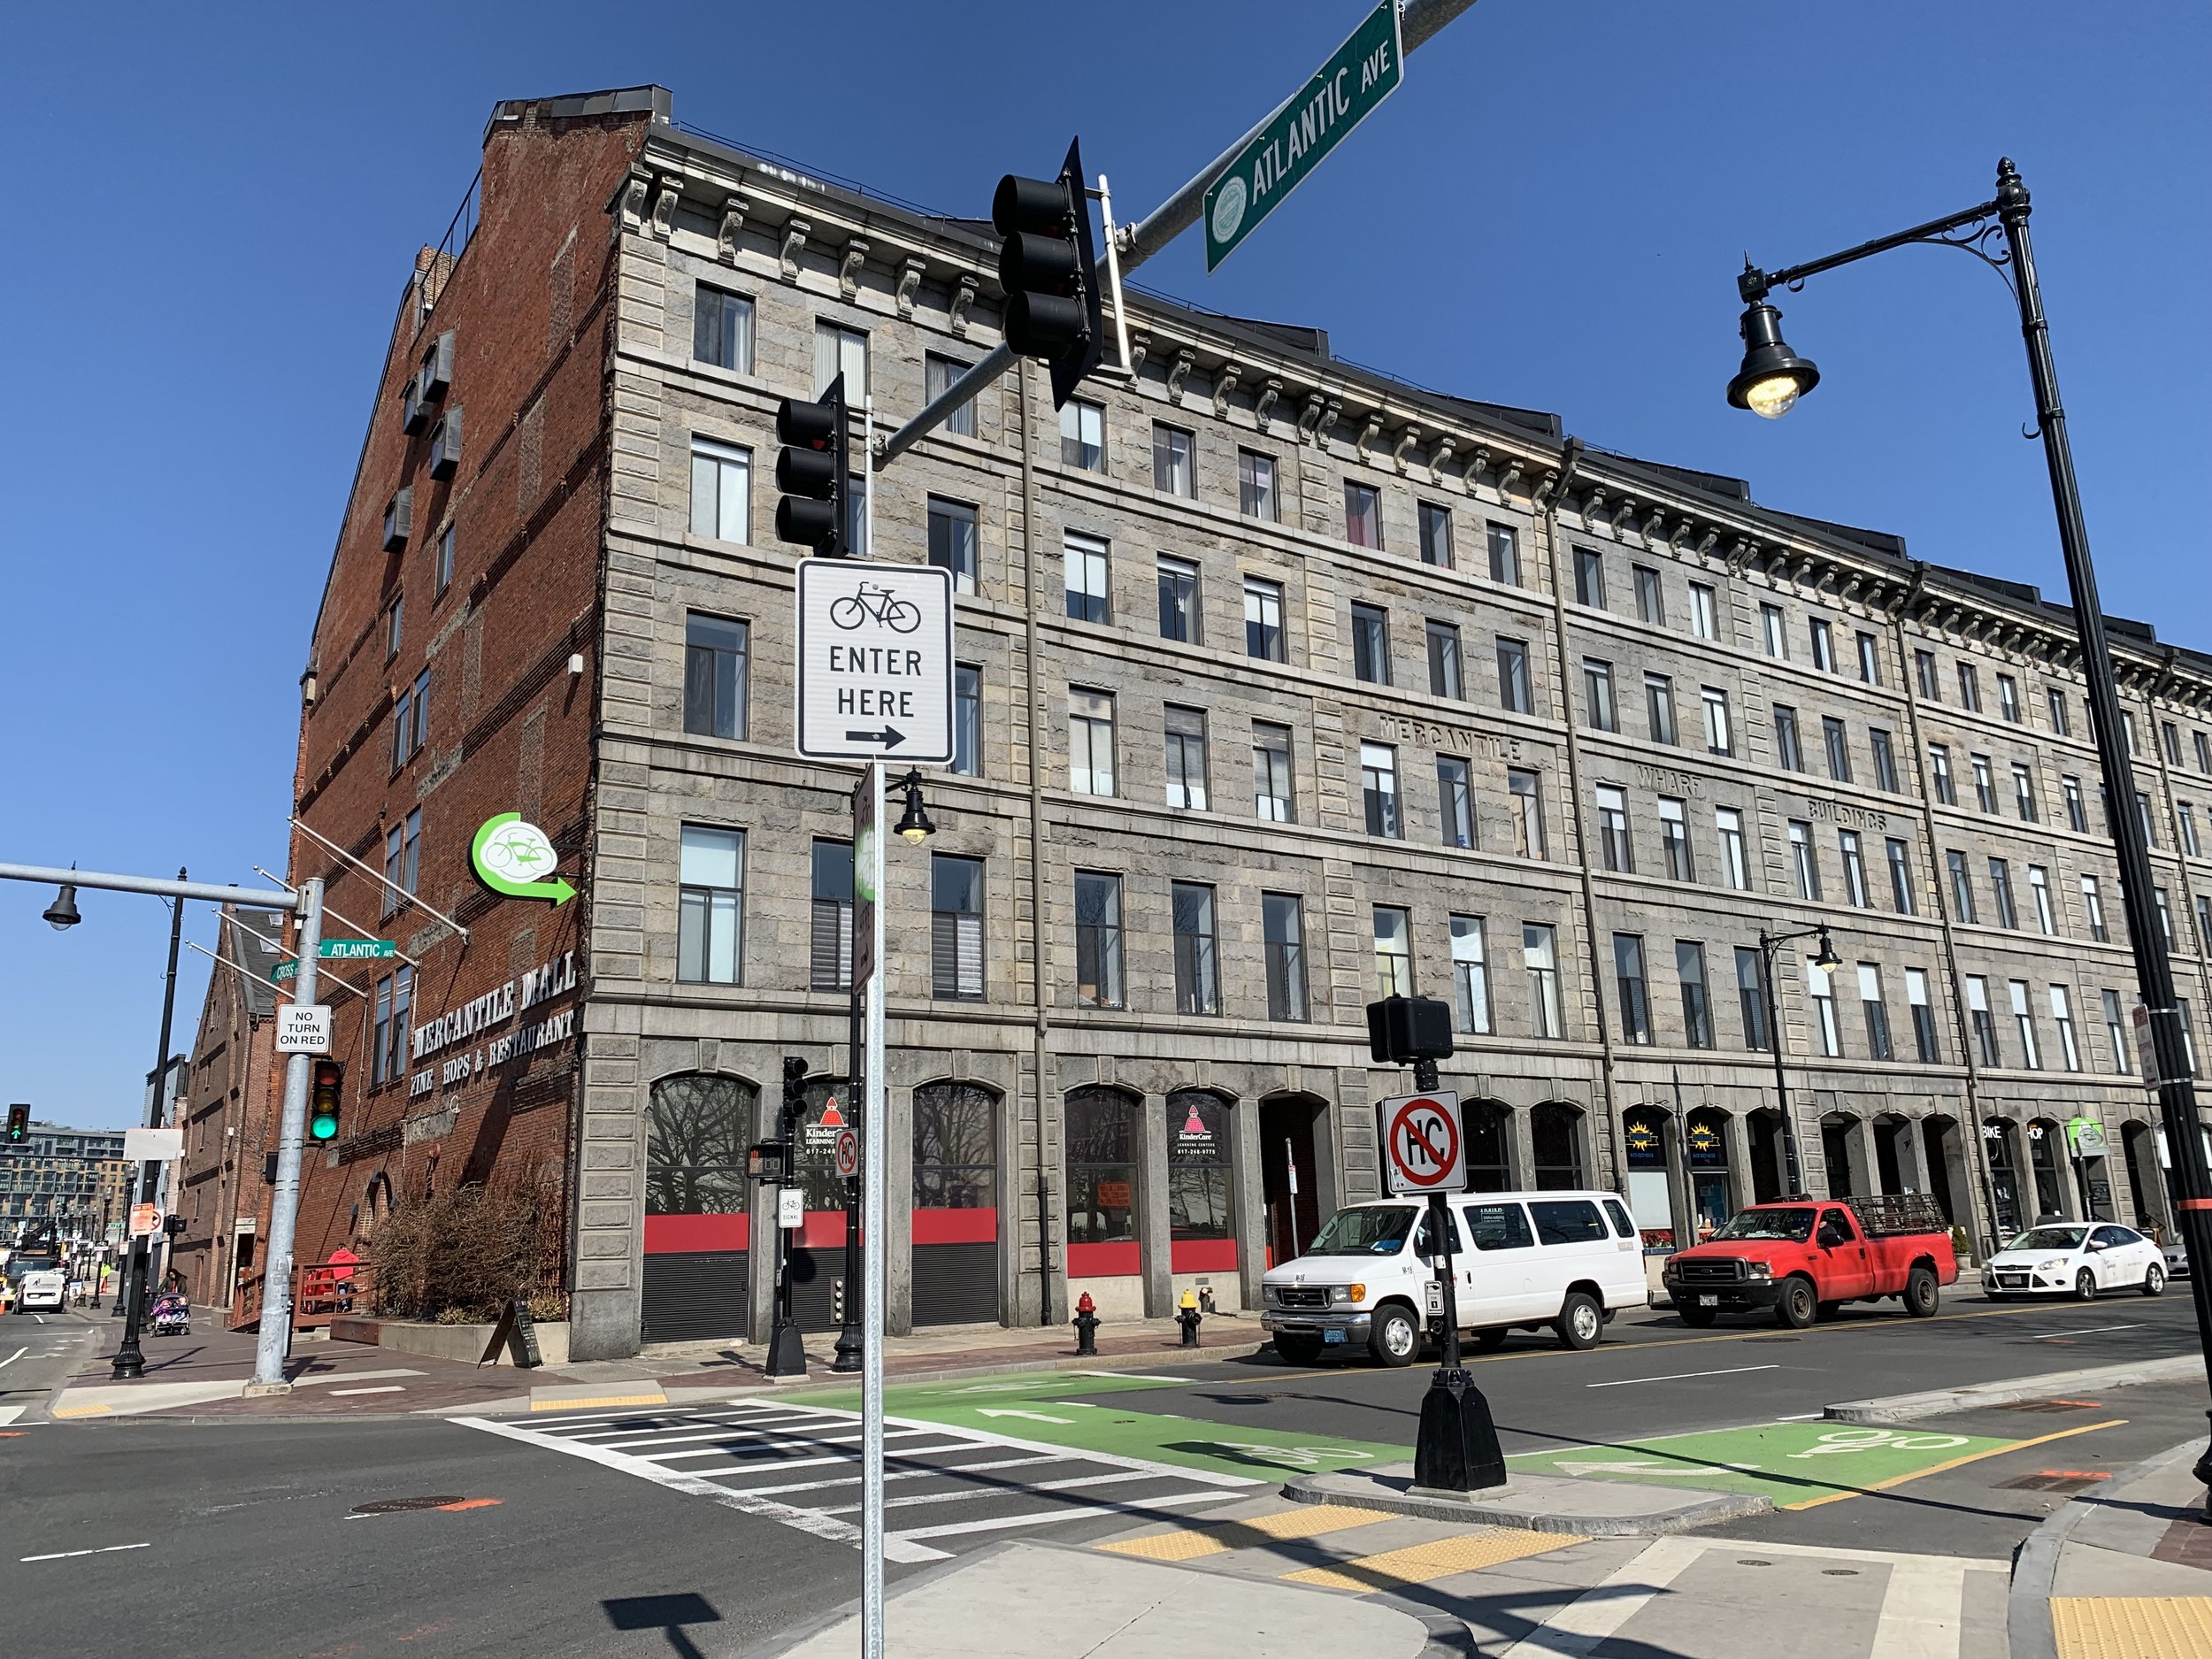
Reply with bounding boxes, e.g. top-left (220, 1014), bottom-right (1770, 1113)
top-left (2052, 1597), bottom-right (2212, 1659)
top-left (1098, 1504), bottom-right (1389, 1562)
top-left (1282, 1526), bottom-right (1586, 1592)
